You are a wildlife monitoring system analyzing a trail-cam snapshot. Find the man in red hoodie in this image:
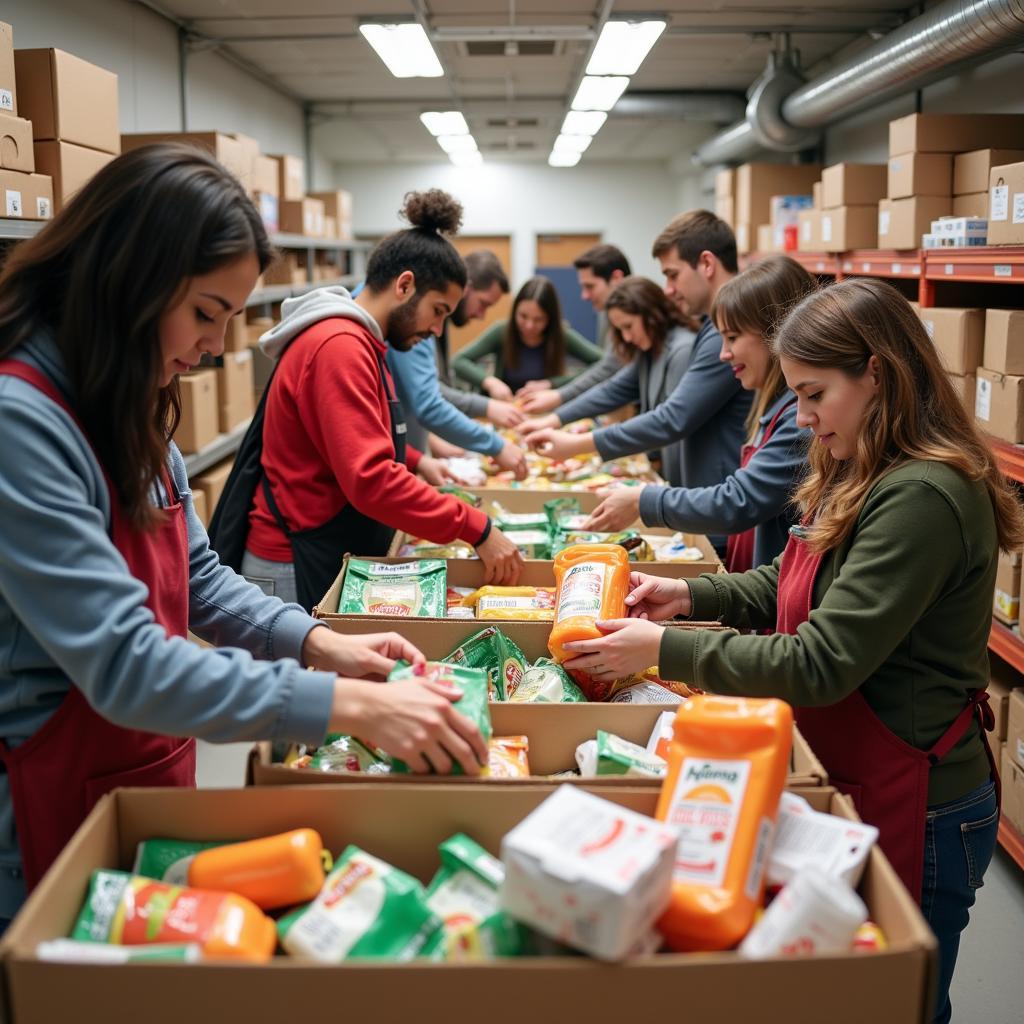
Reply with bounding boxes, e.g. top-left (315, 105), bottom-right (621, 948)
top-left (242, 190), bottom-right (522, 609)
